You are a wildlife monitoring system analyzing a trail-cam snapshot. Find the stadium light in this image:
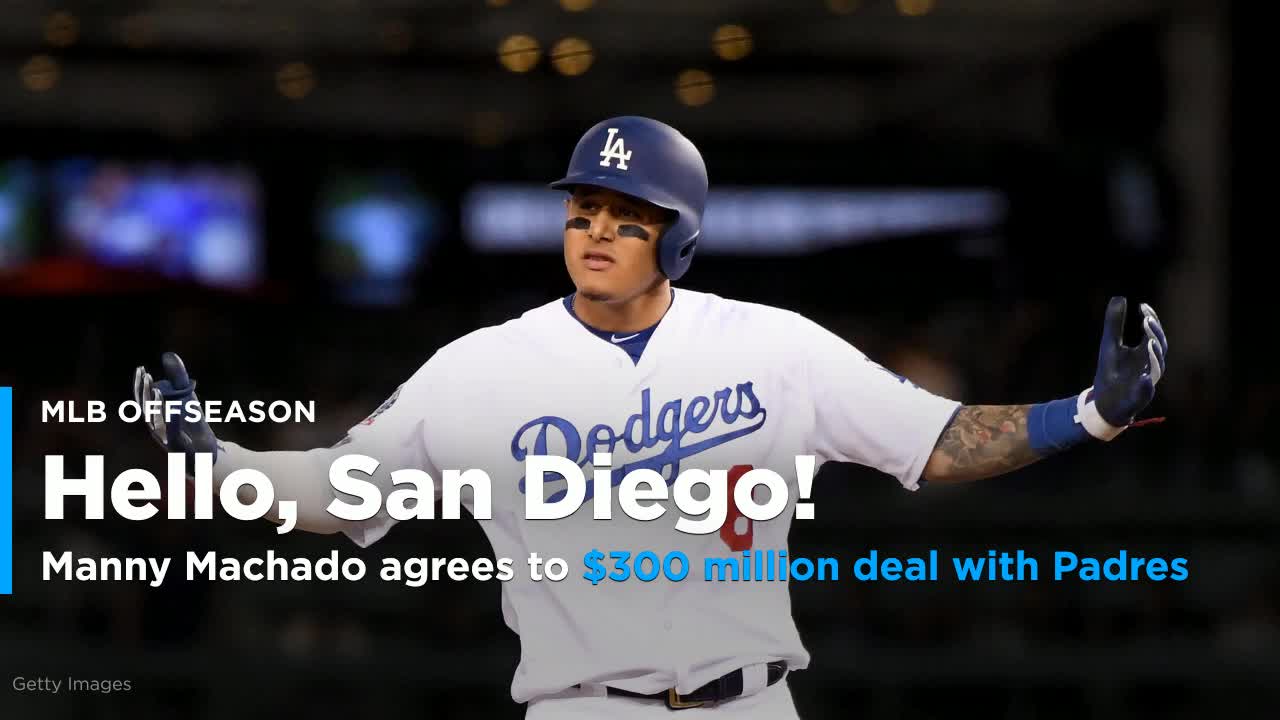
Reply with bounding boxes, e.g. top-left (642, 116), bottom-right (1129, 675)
top-left (712, 25), bottom-right (753, 61)
top-left (675, 69), bottom-right (715, 107)
top-left (20, 55), bottom-right (59, 92)
top-left (498, 34), bottom-right (540, 73)
top-left (45, 11), bottom-right (79, 48)
top-left (551, 37), bottom-right (594, 76)
top-left (276, 62), bottom-right (316, 100)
